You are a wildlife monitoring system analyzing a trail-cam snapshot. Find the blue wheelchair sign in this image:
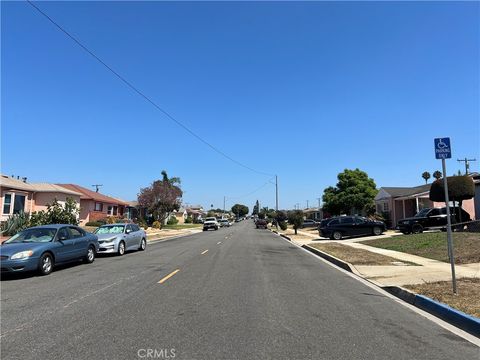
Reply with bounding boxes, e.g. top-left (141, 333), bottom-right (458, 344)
top-left (434, 138), bottom-right (451, 159)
